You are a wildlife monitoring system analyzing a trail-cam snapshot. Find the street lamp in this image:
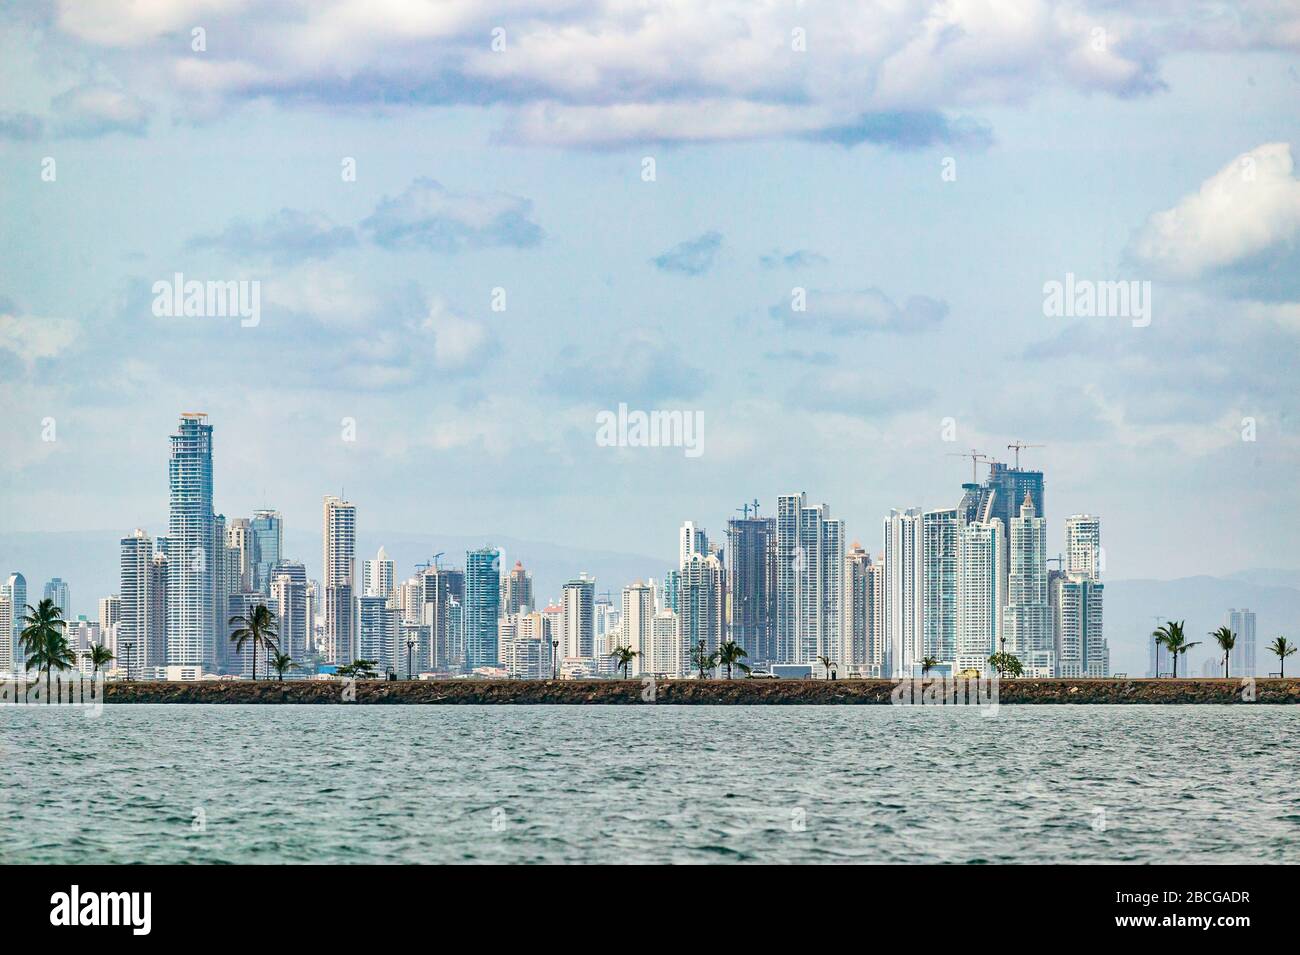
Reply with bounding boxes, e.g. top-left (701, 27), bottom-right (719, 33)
top-left (406, 637), bottom-right (416, 680)
top-left (122, 640), bottom-right (135, 681)
top-left (551, 639), bottom-right (559, 680)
